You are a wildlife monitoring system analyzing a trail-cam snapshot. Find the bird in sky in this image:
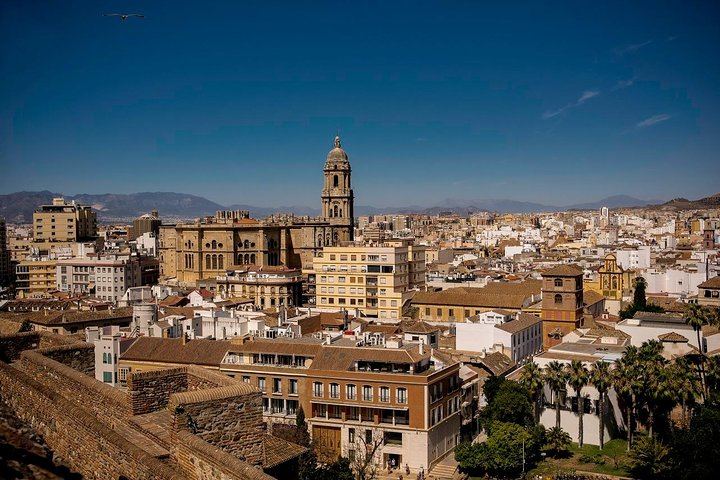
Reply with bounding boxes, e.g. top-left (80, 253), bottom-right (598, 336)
top-left (102, 13), bottom-right (144, 21)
